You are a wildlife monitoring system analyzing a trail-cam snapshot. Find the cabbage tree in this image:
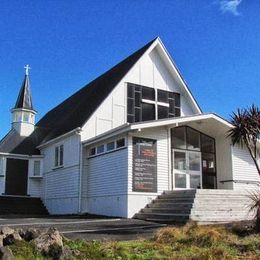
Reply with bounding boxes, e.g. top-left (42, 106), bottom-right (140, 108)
top-left (228, 104), bottom-right (260, 175)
